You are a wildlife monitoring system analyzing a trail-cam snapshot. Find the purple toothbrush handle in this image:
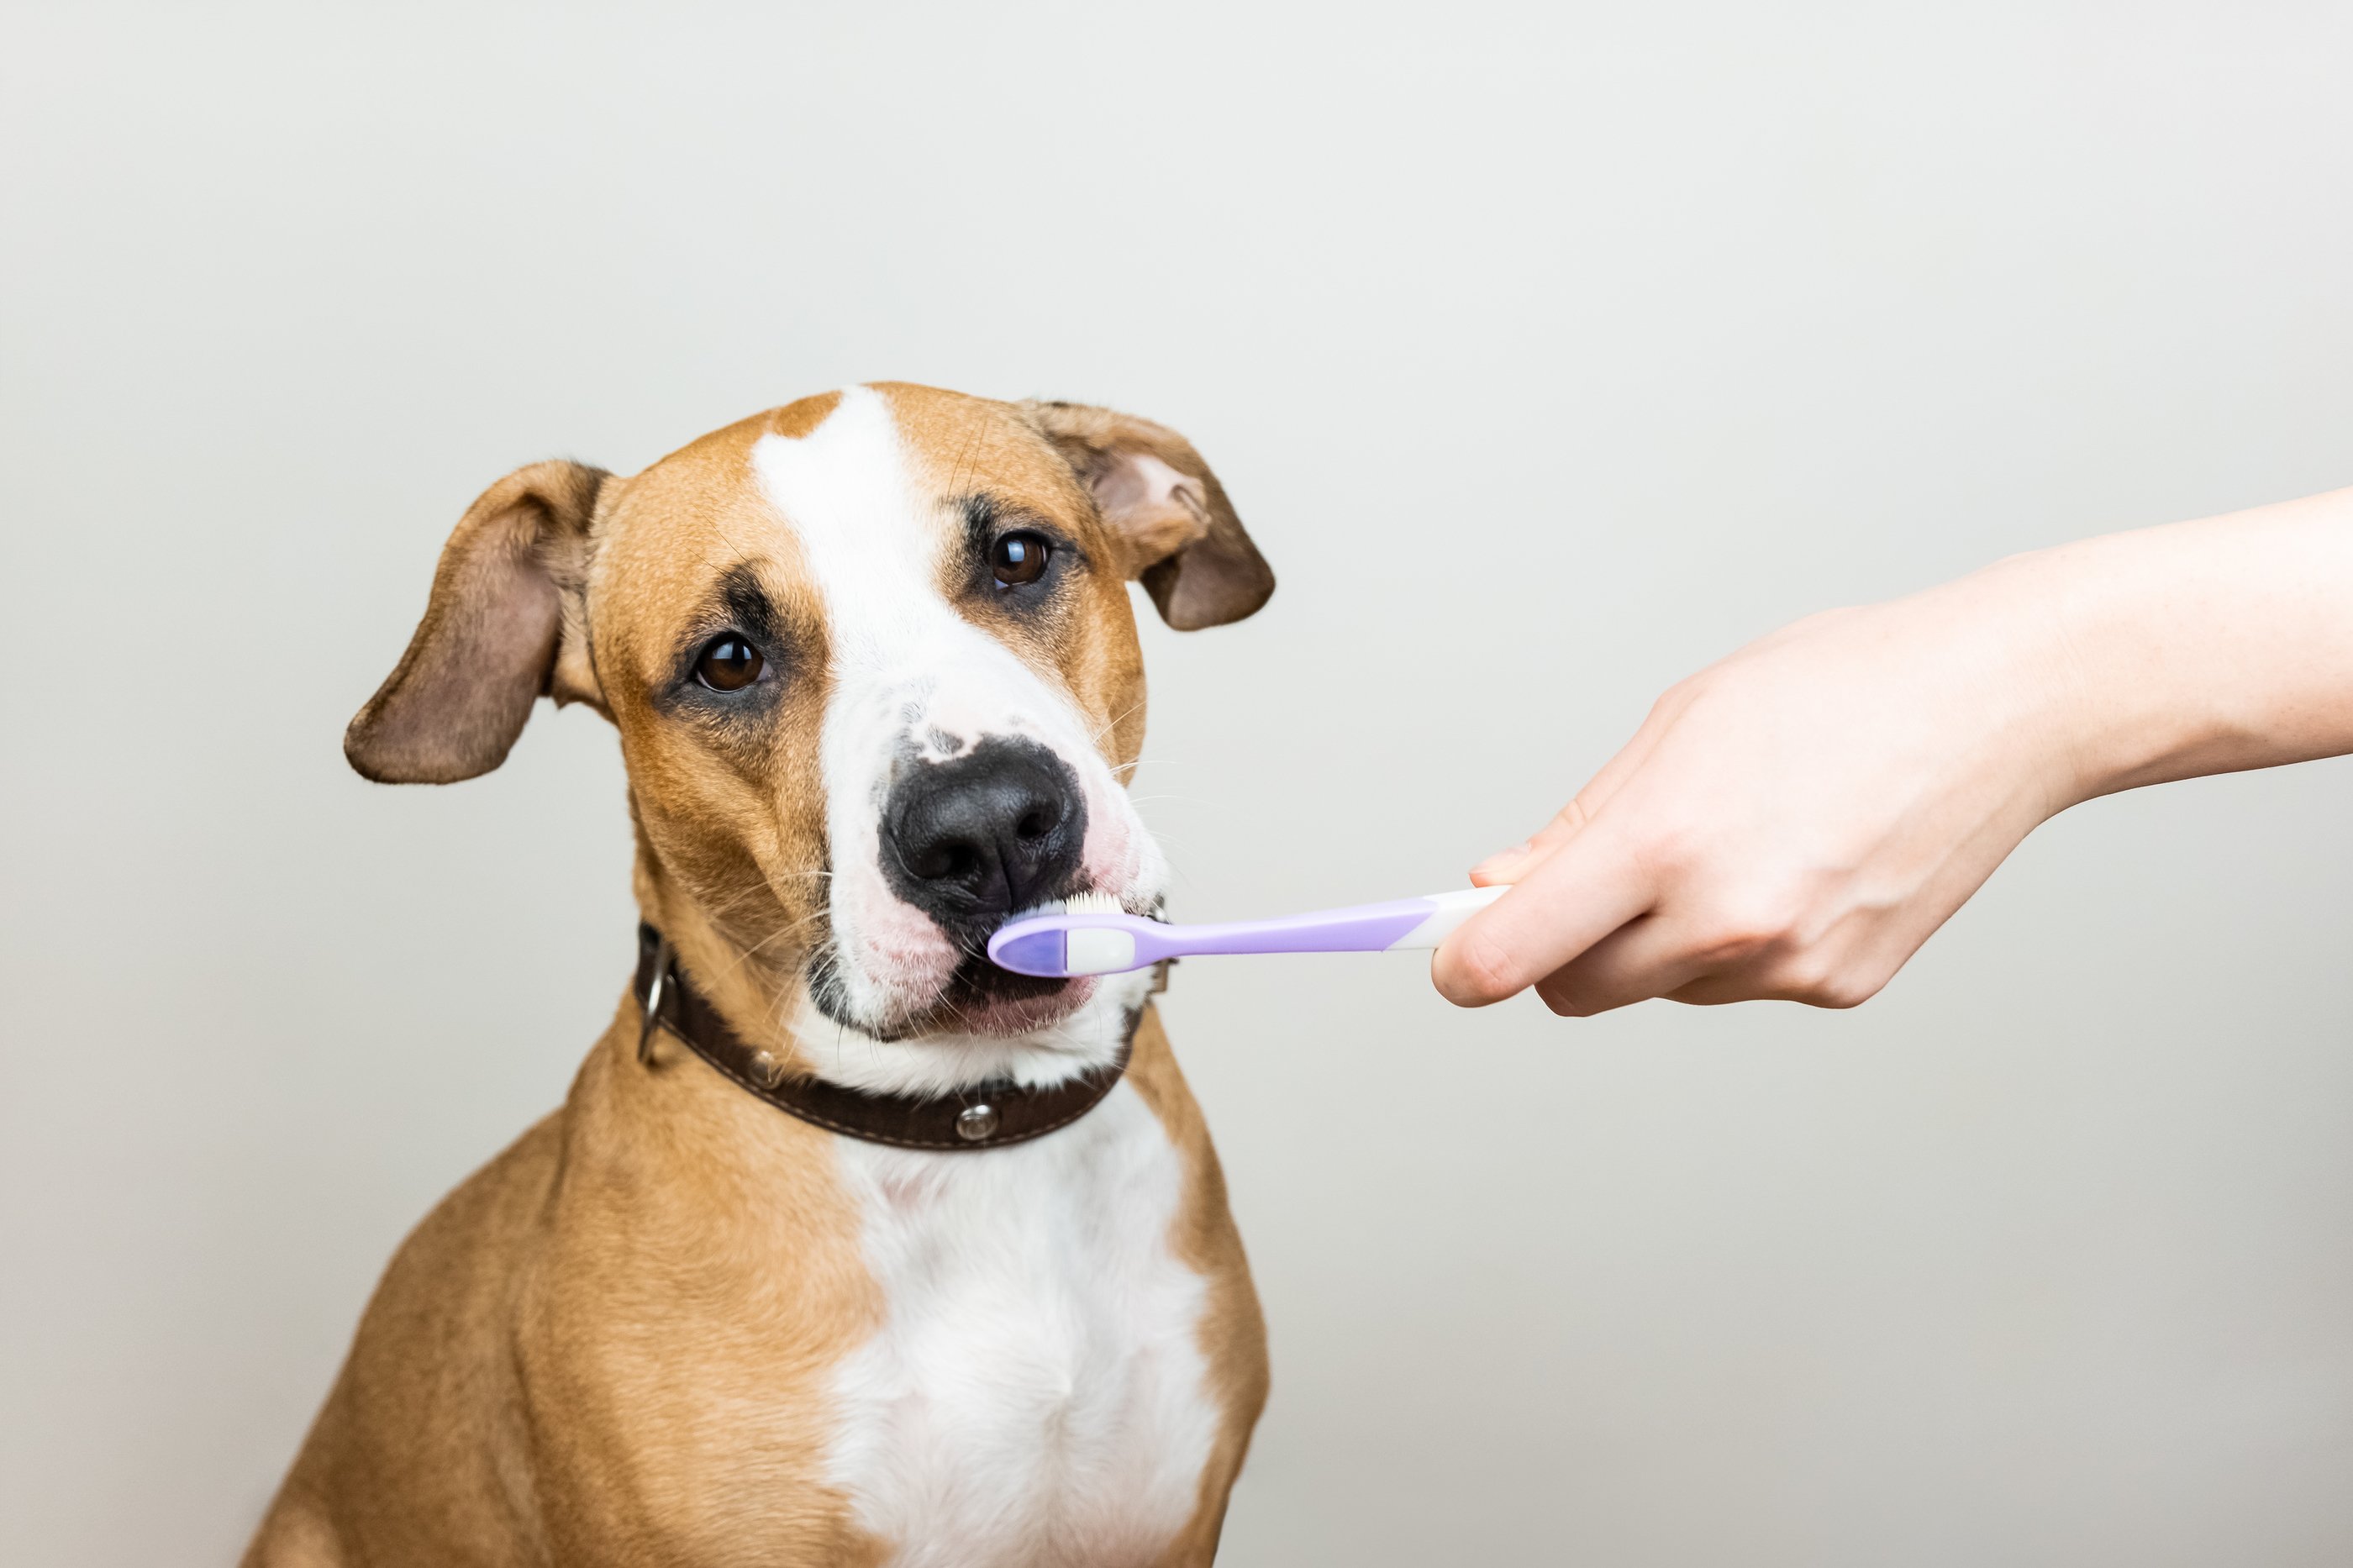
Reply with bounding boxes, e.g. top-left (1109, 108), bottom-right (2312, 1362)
top-left (1129, 897), bottom-right (1437, 962)
top-left (987, 888), bottom-right (1508, 976)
